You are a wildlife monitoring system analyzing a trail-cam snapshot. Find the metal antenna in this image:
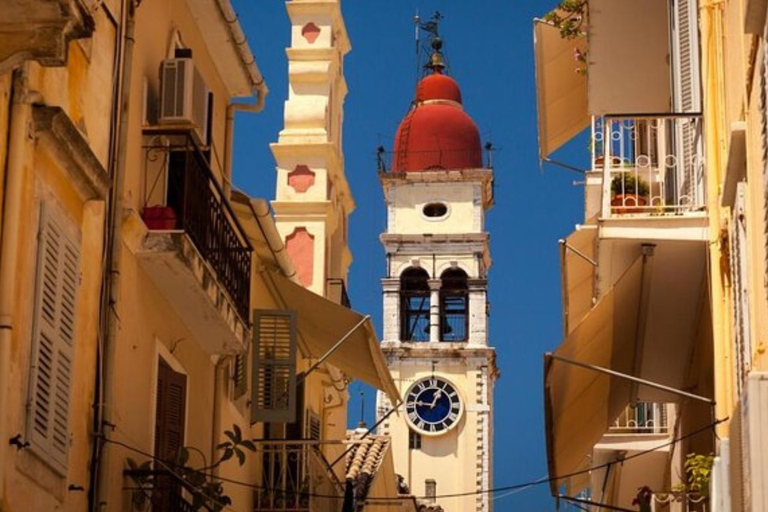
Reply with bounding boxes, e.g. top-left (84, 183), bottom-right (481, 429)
top-left (414, 9), bottom-right (420, 90)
